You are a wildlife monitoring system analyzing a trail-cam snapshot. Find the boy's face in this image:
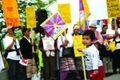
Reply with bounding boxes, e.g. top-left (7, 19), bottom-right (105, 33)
top-left (82, 35), bottom-right (93, 46)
